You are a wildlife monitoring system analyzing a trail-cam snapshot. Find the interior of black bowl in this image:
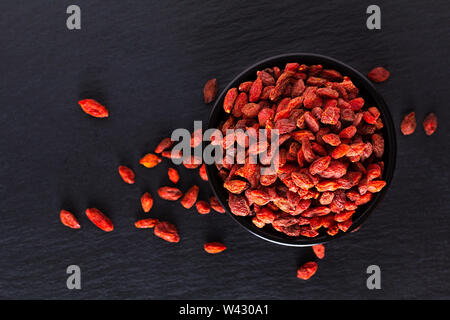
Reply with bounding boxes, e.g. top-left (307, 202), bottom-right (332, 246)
top-left (205, 53), bottom-right (397, 247)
